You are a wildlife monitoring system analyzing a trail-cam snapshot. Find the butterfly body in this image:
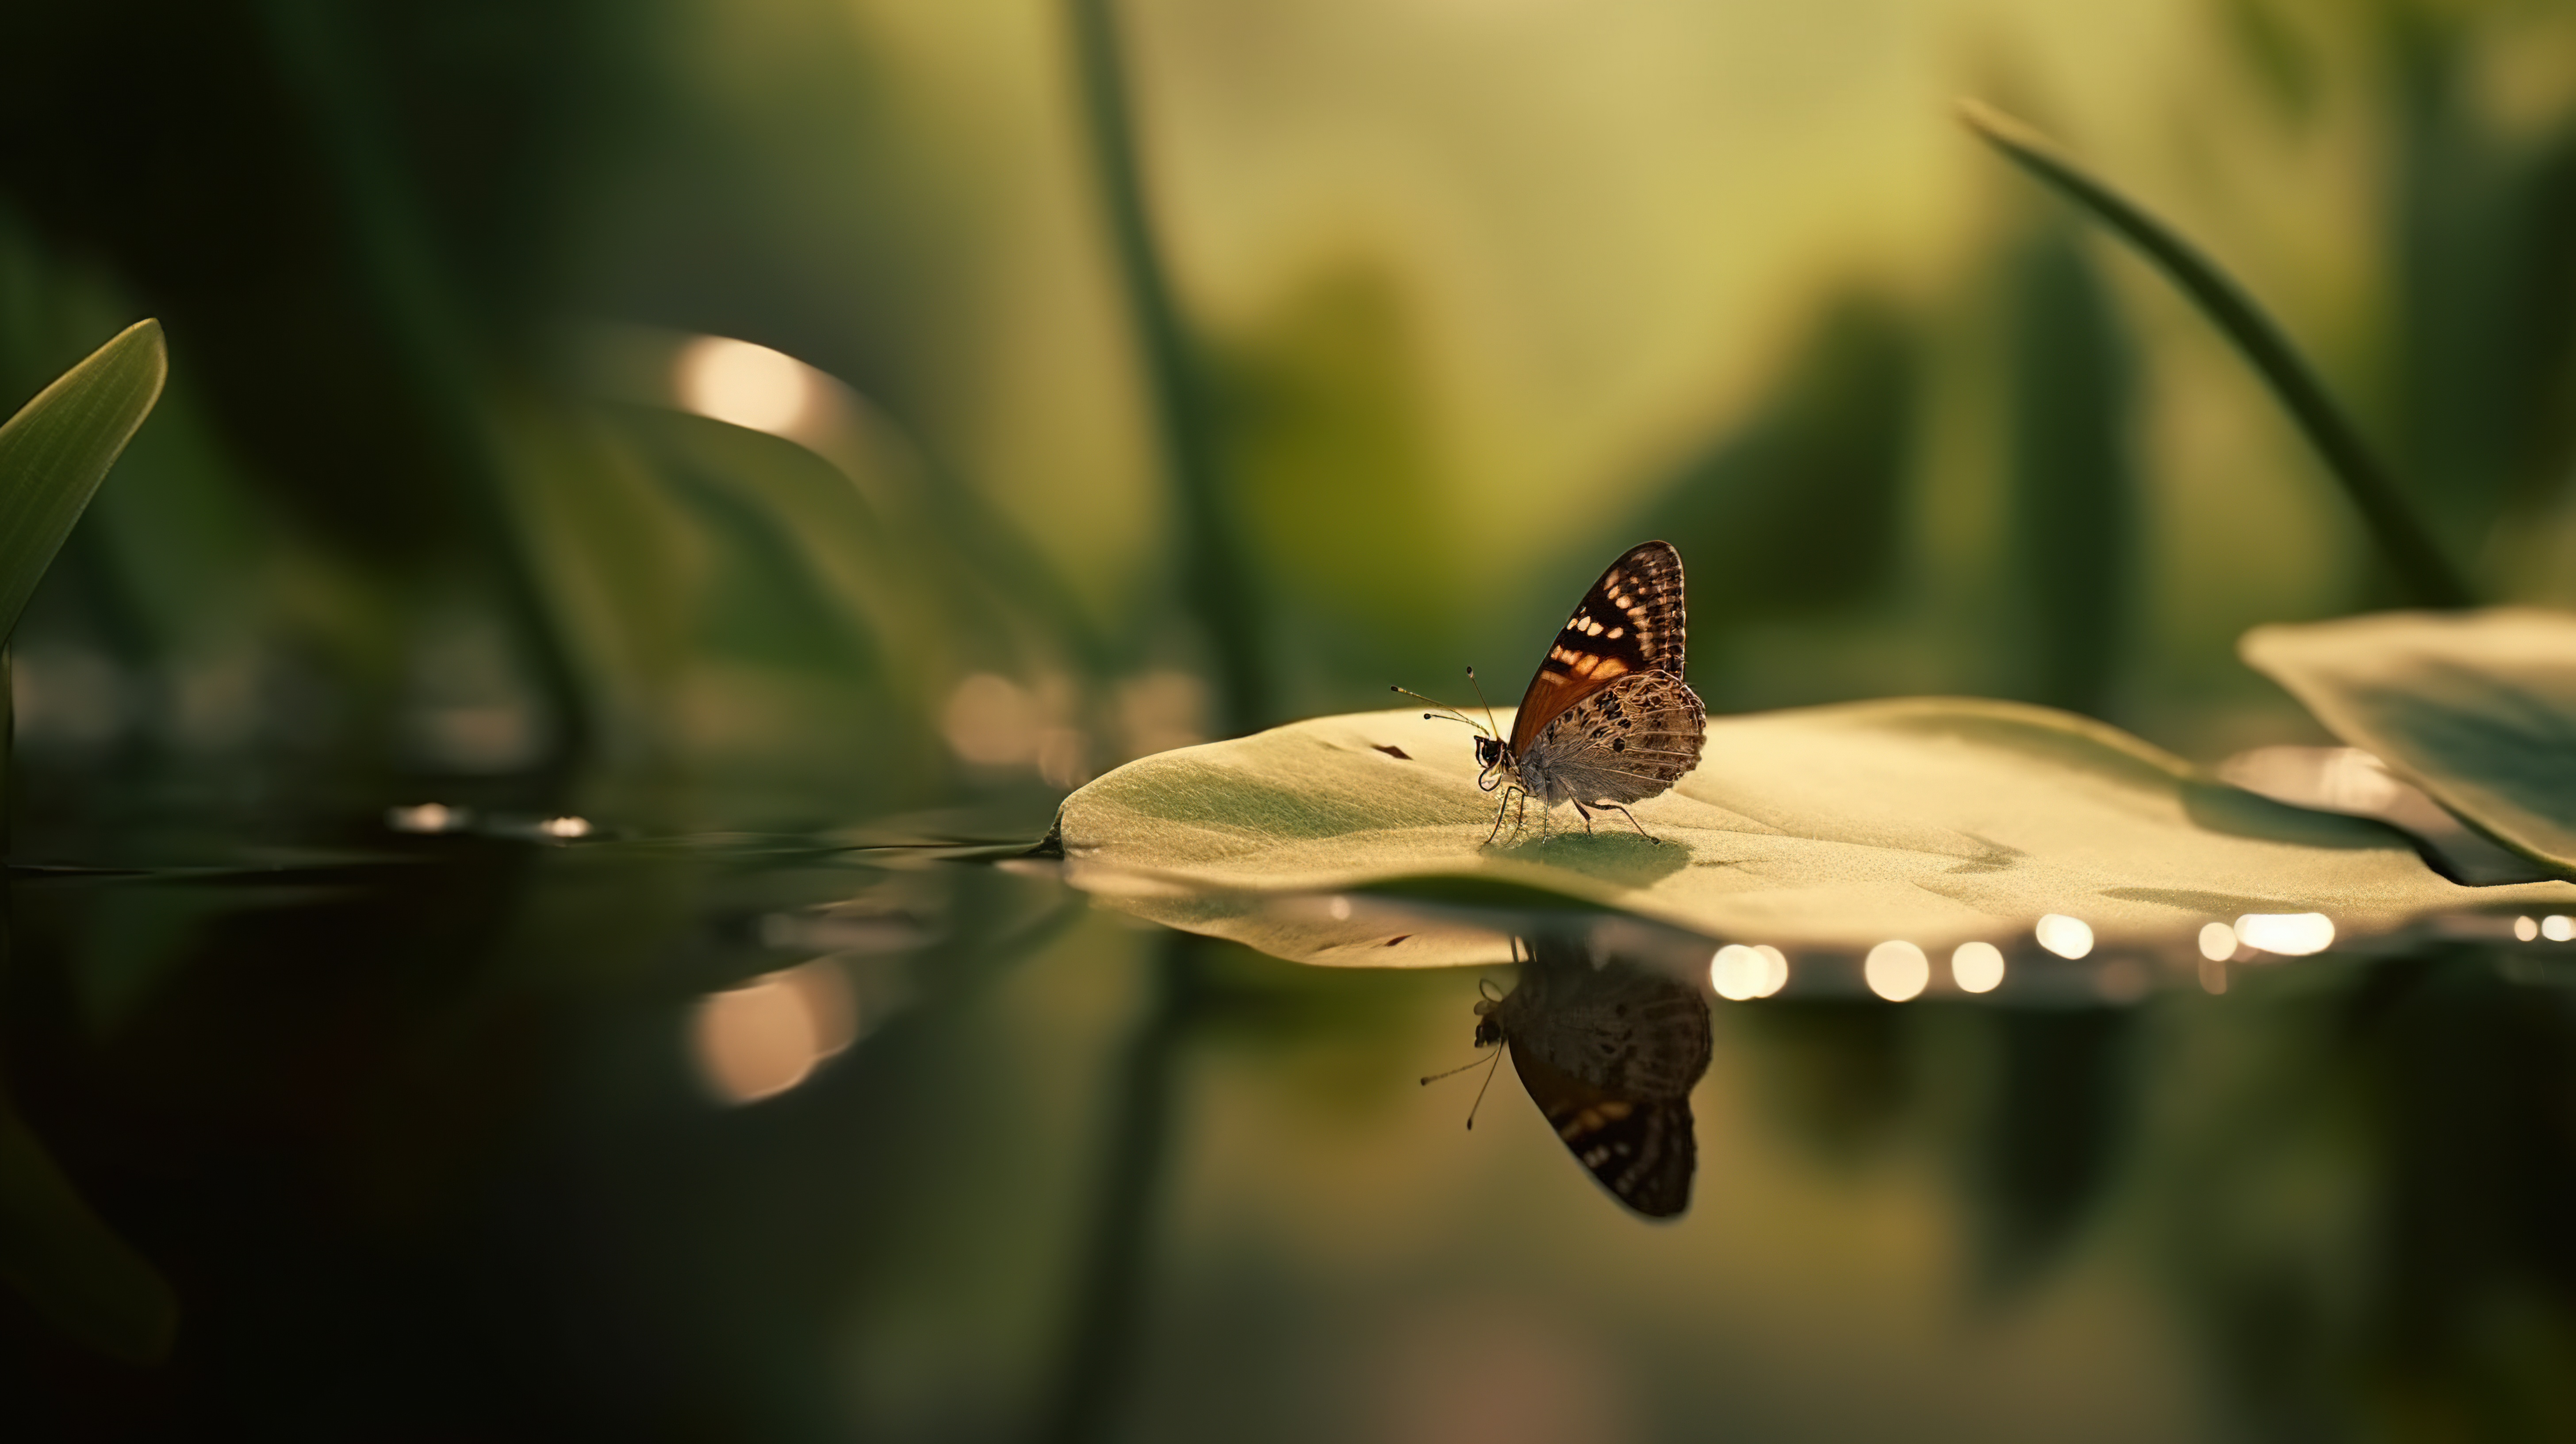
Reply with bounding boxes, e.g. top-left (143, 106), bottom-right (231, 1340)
top-left (1469, 941), bottom-right (1713, 1218)
top-left (1468, 541), bottom-right (1707, 842)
